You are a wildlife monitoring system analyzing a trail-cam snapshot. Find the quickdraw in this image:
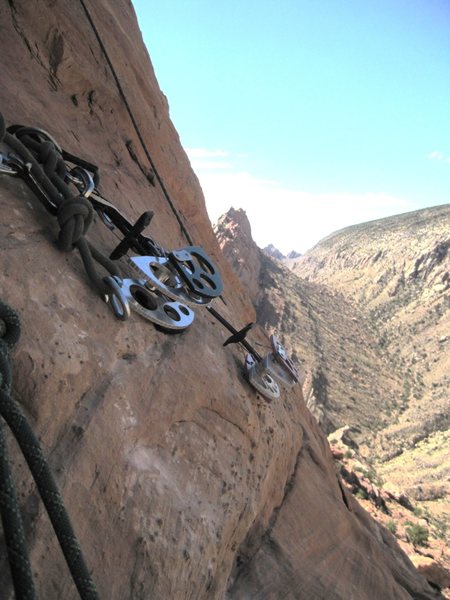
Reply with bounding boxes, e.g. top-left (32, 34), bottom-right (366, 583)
top-left (0, 115), bottom-right (300, 402)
